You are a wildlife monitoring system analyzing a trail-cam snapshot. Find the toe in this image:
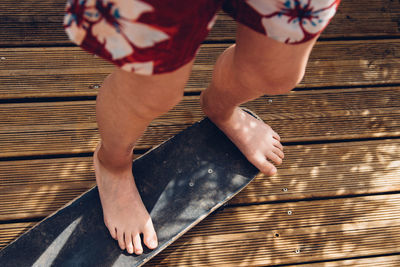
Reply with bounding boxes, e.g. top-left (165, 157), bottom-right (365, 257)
top-left (143, 222), bottom-right (158, 249)
top-left (273, 147), bottom-right (285, 160)
top-left (255, 158), bottom-right (277, 176)
top-left (267, 151), bottom-right (283, 166)
top-left (273, 139), bottom-right (284, 151)
top-left (107, 223), bottom-right (117, 240)
top-left (272, 131), bottom-right (281, 141)
top-left (125, 233), bottom-right (134, 254)
top-left (117, 229), bottom-right (126, 250)
top-left (133, 234), bottom-right (143, 255)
